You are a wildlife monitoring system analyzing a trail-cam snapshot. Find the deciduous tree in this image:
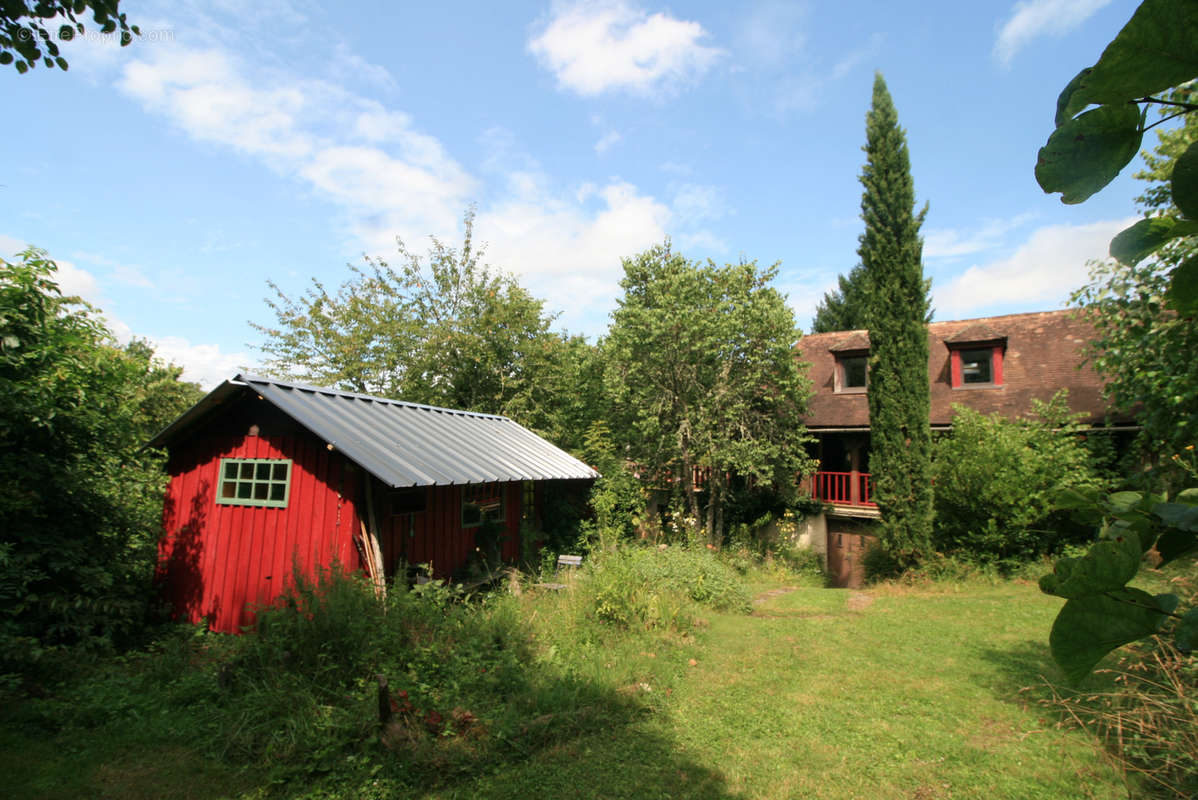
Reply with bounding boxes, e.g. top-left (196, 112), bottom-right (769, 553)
top-left (1, 1), bottom-right (138, 73)
top-left (1, 248), bottom-right (202, 670)
top-left (1035, 0), bottom-right (1198, 314)
top-left (252, 209), bottom-right (591, 444)
top-left (604, 243), bottom-right (813, 542)
top-left (1035, 0), bottom-right (1198, 682)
